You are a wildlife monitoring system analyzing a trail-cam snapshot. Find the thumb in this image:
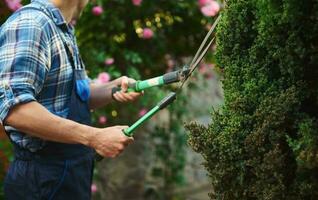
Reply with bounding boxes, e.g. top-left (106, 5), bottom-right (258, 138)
top-left (121, 76), bottom-right (129, 92)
